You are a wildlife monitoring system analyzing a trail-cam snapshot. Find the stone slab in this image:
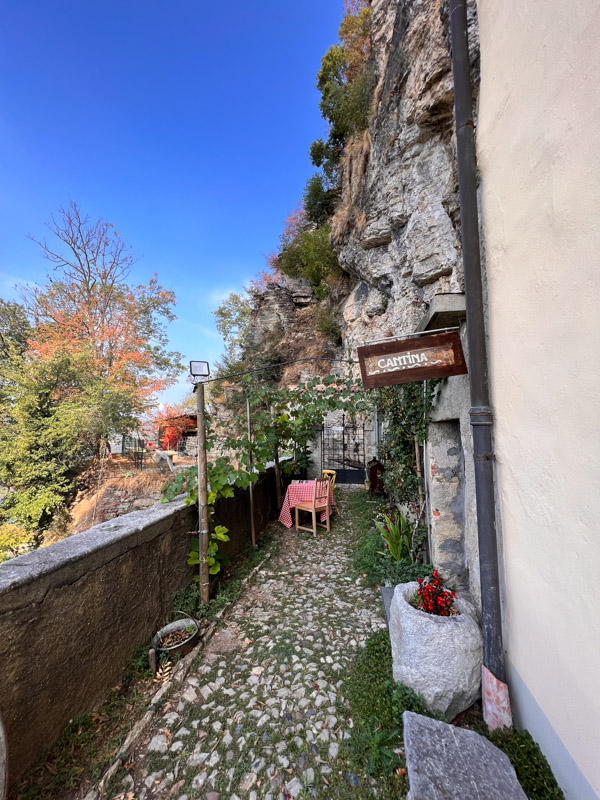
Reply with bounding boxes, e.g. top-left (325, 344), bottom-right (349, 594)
top-left (403, 711), bottom-right (528, 800)
top-left (379, 586), bottom-right (394, 626)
